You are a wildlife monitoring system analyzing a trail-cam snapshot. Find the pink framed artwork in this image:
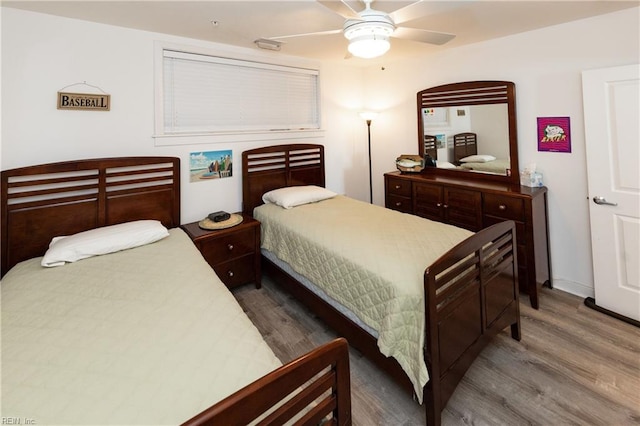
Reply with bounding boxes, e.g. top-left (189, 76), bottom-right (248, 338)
top-left (537, 117), bottom-right (571, 153)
